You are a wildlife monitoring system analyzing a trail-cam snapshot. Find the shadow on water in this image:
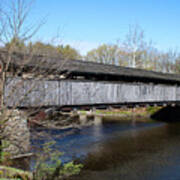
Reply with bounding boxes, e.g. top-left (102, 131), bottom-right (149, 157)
top-left (151, 106), bottom-right (180, 122)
